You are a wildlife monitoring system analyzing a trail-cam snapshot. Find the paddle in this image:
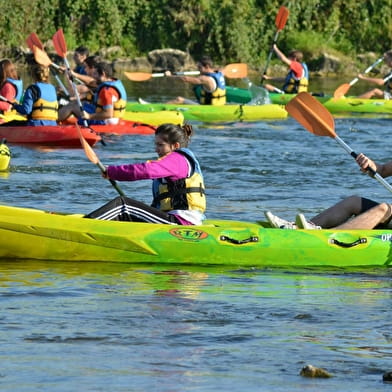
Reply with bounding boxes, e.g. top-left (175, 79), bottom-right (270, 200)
top-left (124, 63), bottom-right (248, 82)
top-left (285, 92), bottom-right (392, 193)
top-left (333, 56), bottom-right (384, 99)
top-left (125, 71), bottom-right (199, 82)
top-left (76, 124), bottom-right (124, 196)
top-left (27, 33), bottom-right (70, 98)
top-left (52, 30), bottom-right (89, 124)
top-left (0, 95), bottom-right (14, 106)
top-left (52, 29), bottom-right (107, 146)
top-left (261, 5), bottom-right (290, 82)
